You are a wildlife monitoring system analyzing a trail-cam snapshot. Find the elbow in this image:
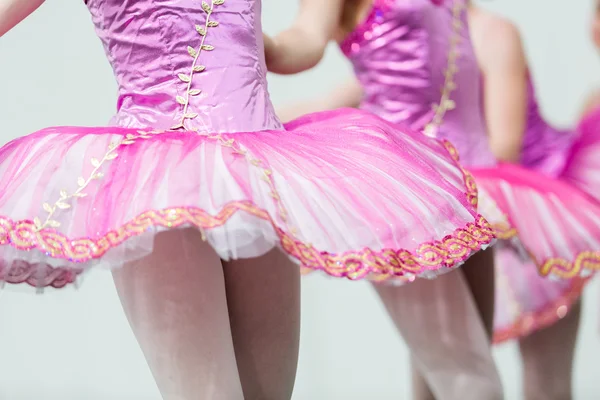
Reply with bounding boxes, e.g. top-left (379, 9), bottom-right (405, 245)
top-left (266, 27), bottom-right (328, 75)
top-left (490, 141), bottom-right (522, 164)
top-left (269, 43), bottom-right (326, 75)
top-left (495, 153), bottom-right (521, 164)
top-left (269, 54), bottom-right (322, 75)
